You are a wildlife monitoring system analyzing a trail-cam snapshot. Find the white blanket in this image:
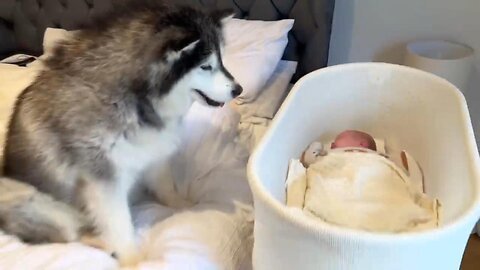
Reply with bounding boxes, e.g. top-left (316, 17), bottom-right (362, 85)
top-left (303, 151), bottom-right (439, 232)
top-left (0, 61), bottom-right (262, 270)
